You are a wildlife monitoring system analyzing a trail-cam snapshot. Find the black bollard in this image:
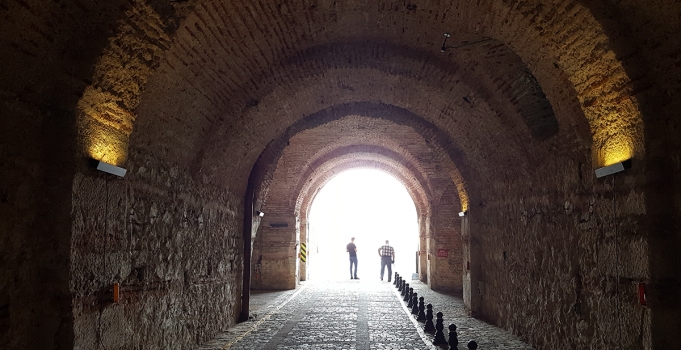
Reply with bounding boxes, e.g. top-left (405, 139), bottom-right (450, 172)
top-left (467, 340), bottom-right (478, 349)
top-left (398, 278), bottom-right (404, 292)
top-left (432, 311), bottom-right (447, 345)
top-left (406, 287), bottom-right (414, 304)
top-left (401, 280), bottom-right (406, 294)
top-left (424, 304), bottom-right (435, 332)
top-left (417, 297), bottom-right (426, 321)
top-left (411, 293), bottom-right (419, 315)
top-left (402, 283), bottom-right (410, 298)
top-left (448, 324), bottom-right (458, 350)
top-left (393, 272), bottom-right (398, 285)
